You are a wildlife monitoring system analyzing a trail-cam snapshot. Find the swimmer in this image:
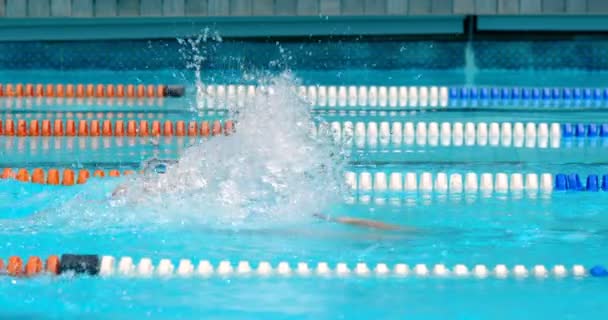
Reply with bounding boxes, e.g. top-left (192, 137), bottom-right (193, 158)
top-left (312, 213), bottom-right (405, 231)
top-left (112, 158), bottom-right (405, 231)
